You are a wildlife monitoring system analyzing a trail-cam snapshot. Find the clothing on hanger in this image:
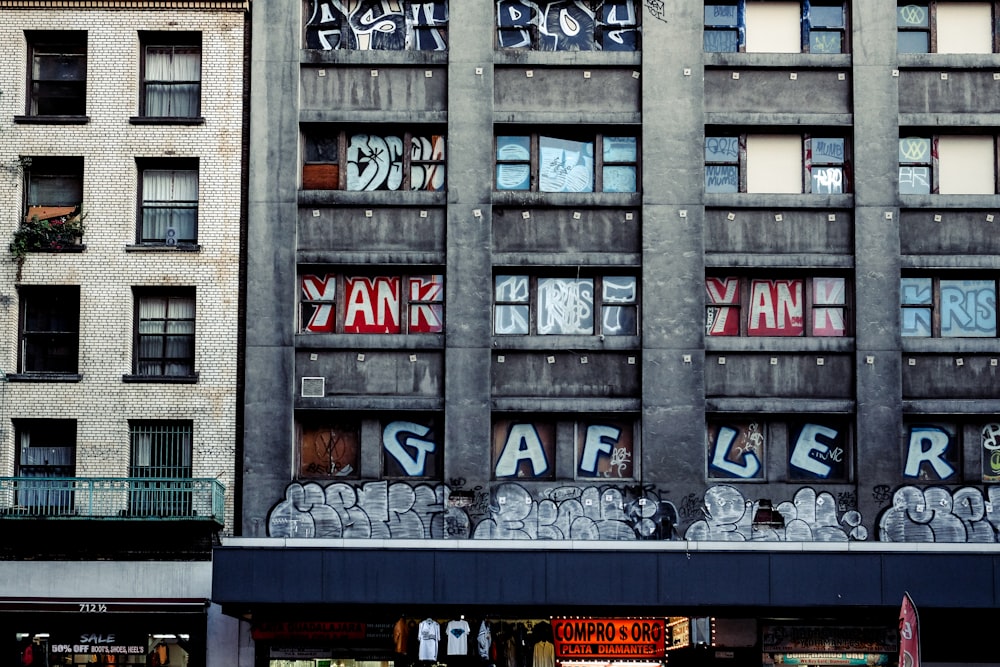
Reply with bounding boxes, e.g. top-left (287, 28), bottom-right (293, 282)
top-left (418, 617), bottom-right (441, 661)
top-left (446, 617), bottom-right (471, 655)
